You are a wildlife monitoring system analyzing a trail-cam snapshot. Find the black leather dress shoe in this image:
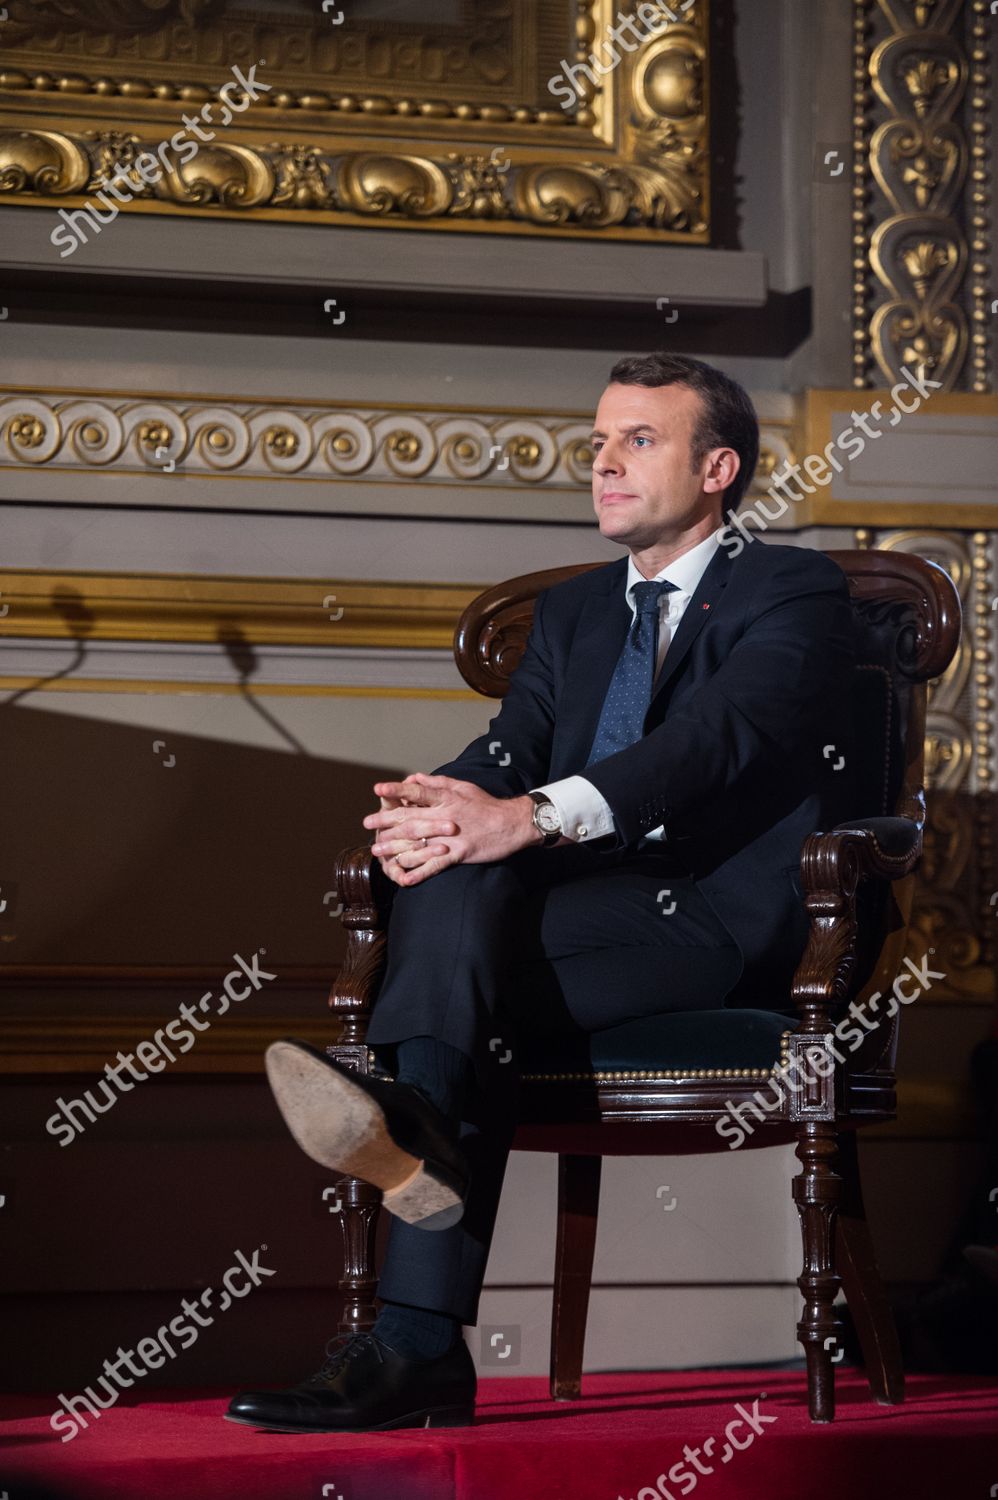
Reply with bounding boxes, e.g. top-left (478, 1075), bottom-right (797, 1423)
top-left (265, 1038), bottom-right (468, 1230)
top-left (225, 1332), bottom-right (476, 1432)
